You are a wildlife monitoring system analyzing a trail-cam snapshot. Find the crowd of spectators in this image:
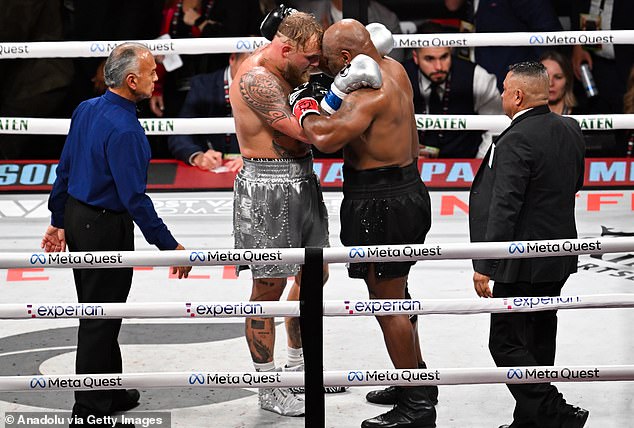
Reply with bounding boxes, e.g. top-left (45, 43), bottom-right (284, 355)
top-left (0, 0), bottom-right (632, 162)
